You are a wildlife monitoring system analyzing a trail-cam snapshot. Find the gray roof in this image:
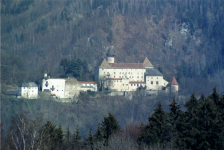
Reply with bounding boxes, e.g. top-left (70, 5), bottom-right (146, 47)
top-left (145, 68), bottom-right (163, 76)
top-left (19, 82), bottom-right (38, 87)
